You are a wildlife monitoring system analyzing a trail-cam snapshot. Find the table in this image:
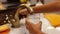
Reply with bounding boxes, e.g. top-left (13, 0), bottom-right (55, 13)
top-left (9, 13), bottom-right (60, 34)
